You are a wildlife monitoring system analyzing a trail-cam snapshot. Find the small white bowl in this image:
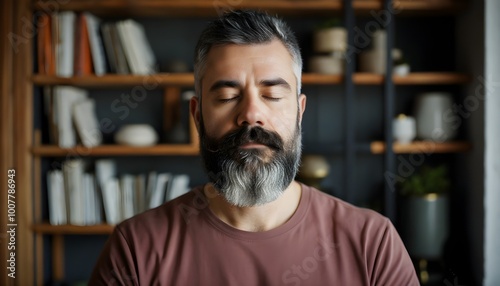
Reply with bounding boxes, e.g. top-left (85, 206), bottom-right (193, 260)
top-left (114, 124), bottom-right (158, 146)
